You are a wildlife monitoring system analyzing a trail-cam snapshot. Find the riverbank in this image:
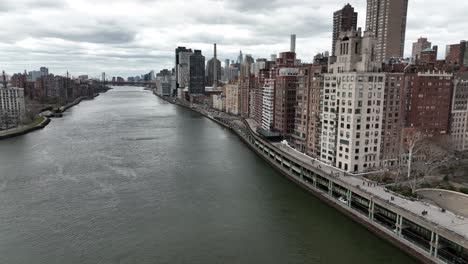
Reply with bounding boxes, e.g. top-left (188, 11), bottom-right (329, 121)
top-left (1, 89), bottom-right (108, 140)
top-left (59, 94), bottom-right (100, 113)
top-left (154, 92), bottom-right (467, 264)
top-left (0, 115), bottom-right (50, 140)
